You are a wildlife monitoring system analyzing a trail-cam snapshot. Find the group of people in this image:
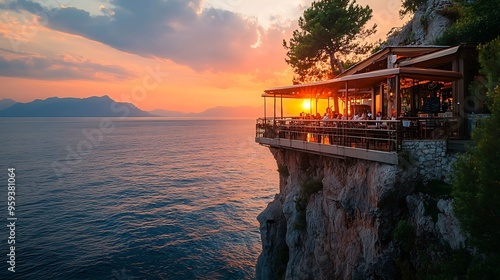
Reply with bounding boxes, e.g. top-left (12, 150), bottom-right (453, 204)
top-left (298, 107), bottom-right (401, 124)
top-left (320, 107), bottom-right (344, 120)
top-left (298, 110), bottom-right (344, 120)
top-left (294, 108), bottom-right (403, 131)
top-left (305, 107), bottom-right (395, 121)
